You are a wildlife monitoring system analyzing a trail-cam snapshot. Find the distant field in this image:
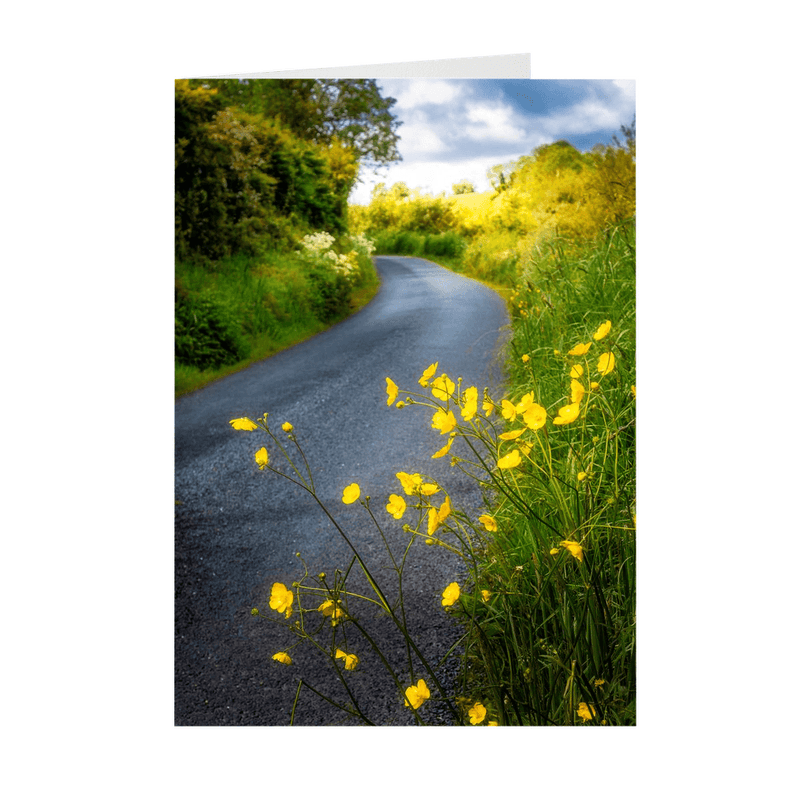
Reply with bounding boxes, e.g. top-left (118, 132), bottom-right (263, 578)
top-left (450, 190), bottom-right (502, 226)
